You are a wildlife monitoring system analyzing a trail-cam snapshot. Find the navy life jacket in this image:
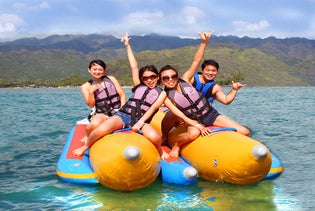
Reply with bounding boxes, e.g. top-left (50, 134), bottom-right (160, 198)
top-left (192, 72), bottom-right (215, 105)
